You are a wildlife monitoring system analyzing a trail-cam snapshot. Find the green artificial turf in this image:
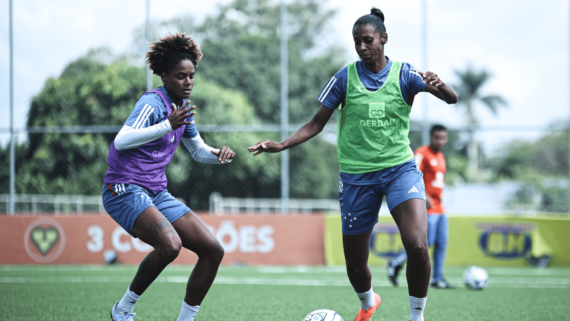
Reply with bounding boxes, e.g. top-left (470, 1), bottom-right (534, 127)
top-left (1, 265), bottom-right (569, 320)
